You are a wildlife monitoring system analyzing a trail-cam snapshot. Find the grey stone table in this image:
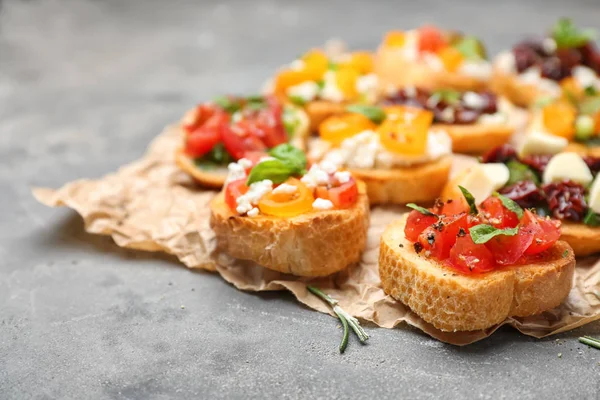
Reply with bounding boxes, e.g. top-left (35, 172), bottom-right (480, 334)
top-left (2, 0), bottom-right (600, 398)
